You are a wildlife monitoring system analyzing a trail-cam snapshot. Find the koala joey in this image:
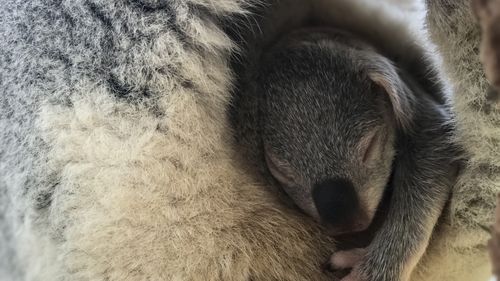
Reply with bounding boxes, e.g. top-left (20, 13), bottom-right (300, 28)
top-left (246, 27), bottom-right (461, 281)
